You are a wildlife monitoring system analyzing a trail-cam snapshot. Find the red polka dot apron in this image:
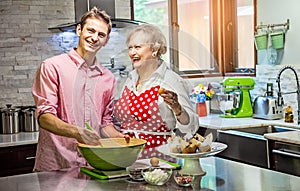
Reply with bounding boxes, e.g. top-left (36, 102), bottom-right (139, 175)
top-left (114, 85), bottom-right (173, 159)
